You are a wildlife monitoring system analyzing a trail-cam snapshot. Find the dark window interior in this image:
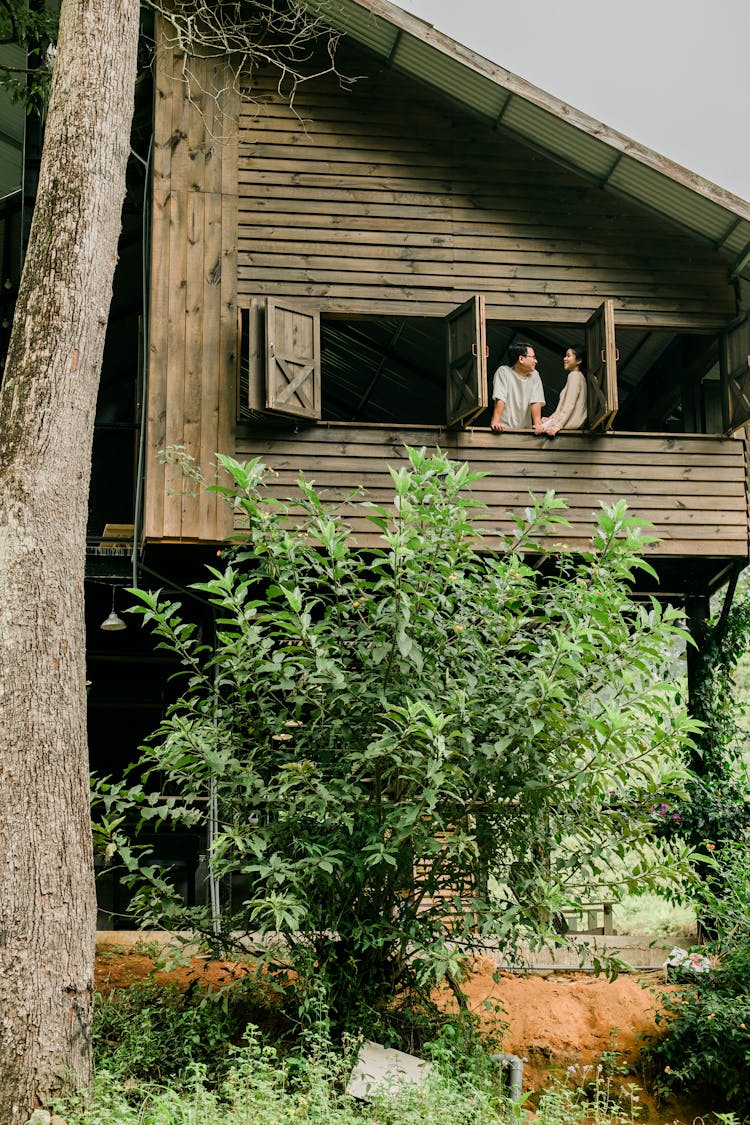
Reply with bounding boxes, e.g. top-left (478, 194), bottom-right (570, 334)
top-left (318, 315), bottom-right (723, 434)
top-left (88, 53), bottom-right (154, 539)
top-left (321, 317), bottom-right (445, 425)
